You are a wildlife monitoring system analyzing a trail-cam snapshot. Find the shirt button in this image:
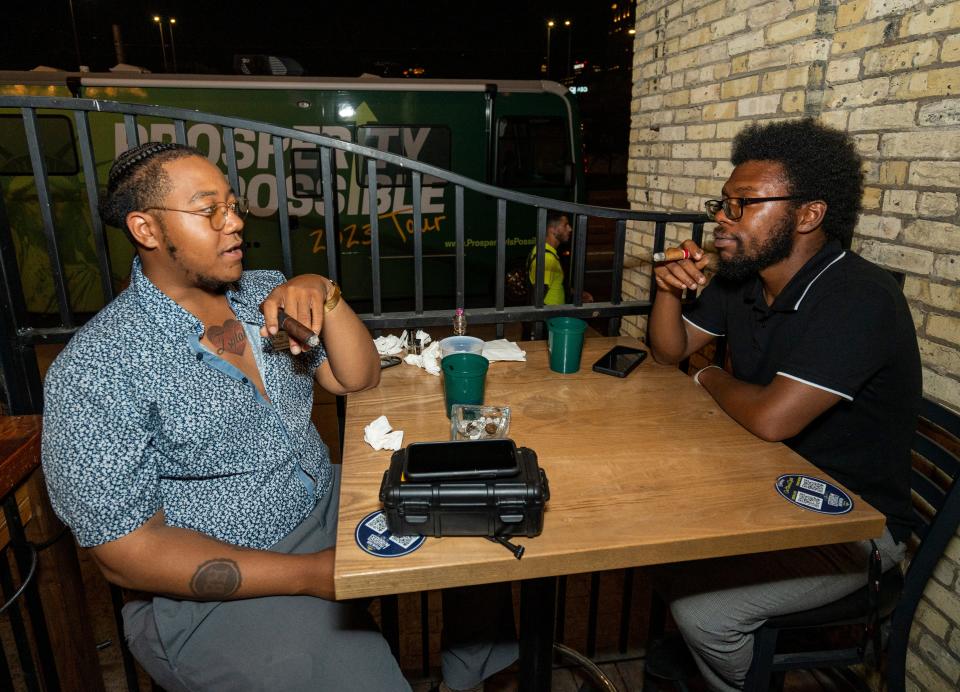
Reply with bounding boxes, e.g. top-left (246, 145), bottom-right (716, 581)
top-left (242, 377), bottom-right (249, 384)
top-left (196, 353), bottom-right (203, 361)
